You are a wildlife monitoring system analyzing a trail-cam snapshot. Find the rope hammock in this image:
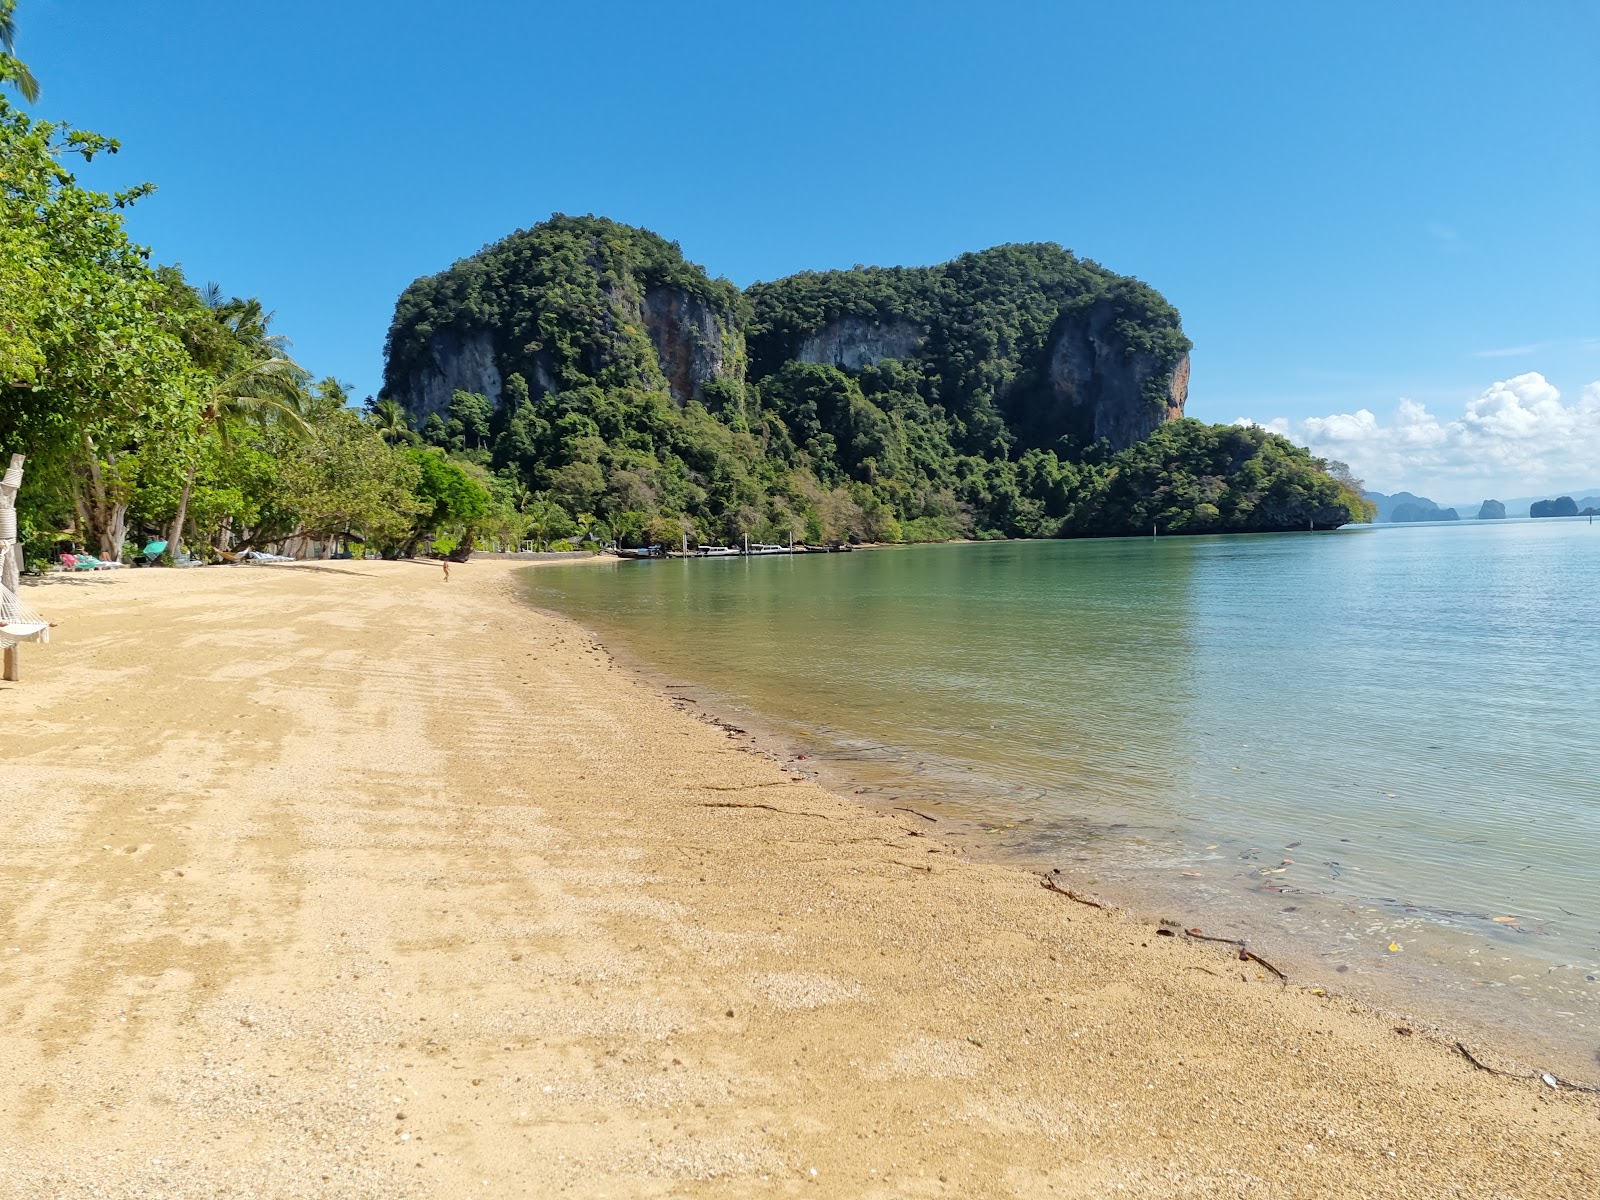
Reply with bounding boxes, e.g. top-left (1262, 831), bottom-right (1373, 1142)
top-left (0, 579), bottom-right (49, 645)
